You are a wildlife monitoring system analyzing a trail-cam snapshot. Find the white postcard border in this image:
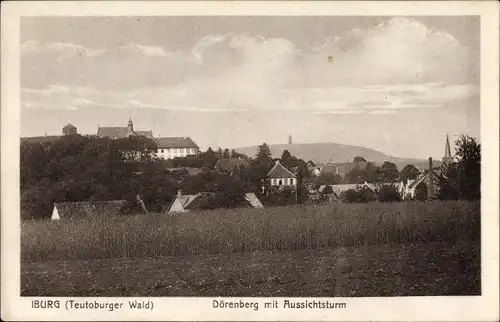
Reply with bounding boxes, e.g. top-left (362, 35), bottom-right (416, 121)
top-left (1, 1), bottom-right (499, 321)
